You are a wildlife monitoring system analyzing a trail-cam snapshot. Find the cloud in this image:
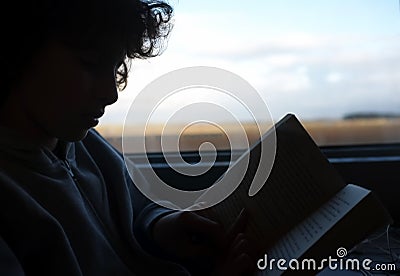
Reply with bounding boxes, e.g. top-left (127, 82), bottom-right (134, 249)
top-left (100, 10), bottom-right (400, 125)
top-left (326, 72), bottom-right (345, 83)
